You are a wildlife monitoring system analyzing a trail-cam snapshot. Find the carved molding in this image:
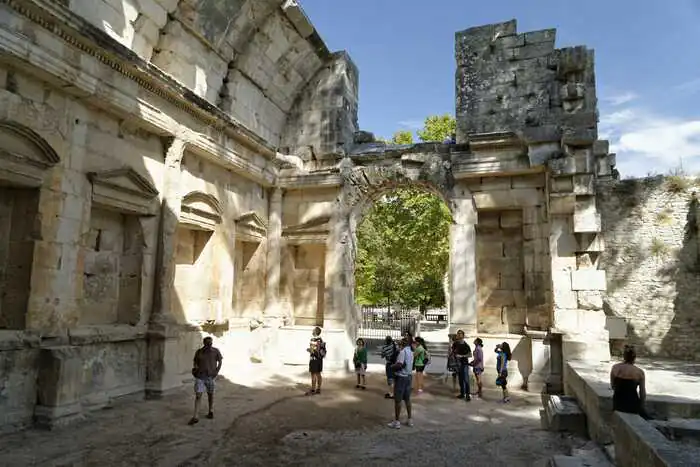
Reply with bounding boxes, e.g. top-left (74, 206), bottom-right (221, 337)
top-left (236, 211), bottom-right (267, 243)
top-left (180, 191), bottom-right (222, 230)
top-left (282, 215), bottom-right (331, 244)
top-left (0, 121), bottom-right (61, 186)
top-left (87, 168), bottom-right (159, 215)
